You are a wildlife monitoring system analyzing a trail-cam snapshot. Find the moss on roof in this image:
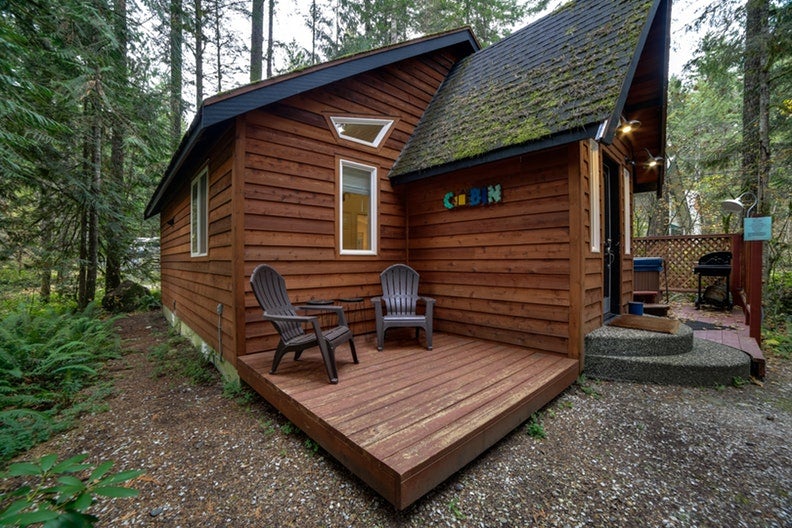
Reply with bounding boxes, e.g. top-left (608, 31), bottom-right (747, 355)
top-left (390, 0), bottom-right (656, 179)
